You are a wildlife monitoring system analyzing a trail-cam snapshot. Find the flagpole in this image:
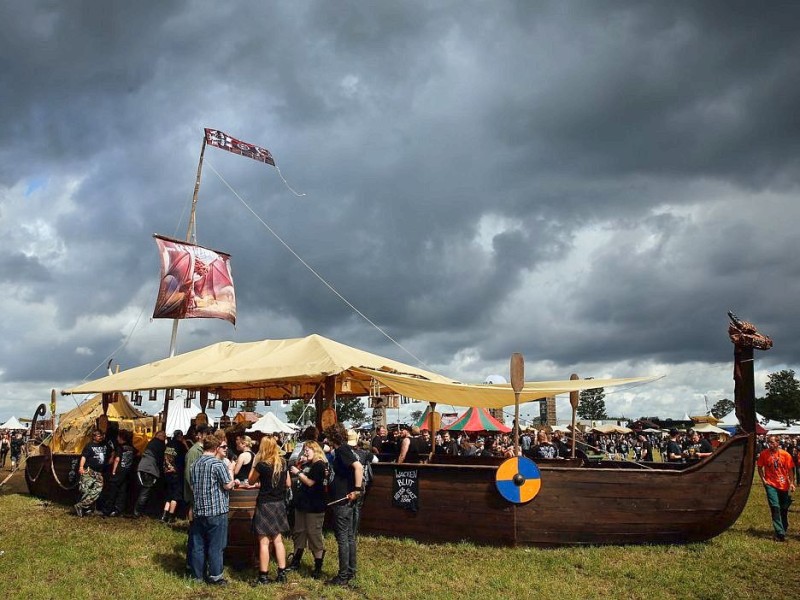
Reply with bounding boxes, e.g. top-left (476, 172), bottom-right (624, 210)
top-left (168, 136), bottom-right (207, 358)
